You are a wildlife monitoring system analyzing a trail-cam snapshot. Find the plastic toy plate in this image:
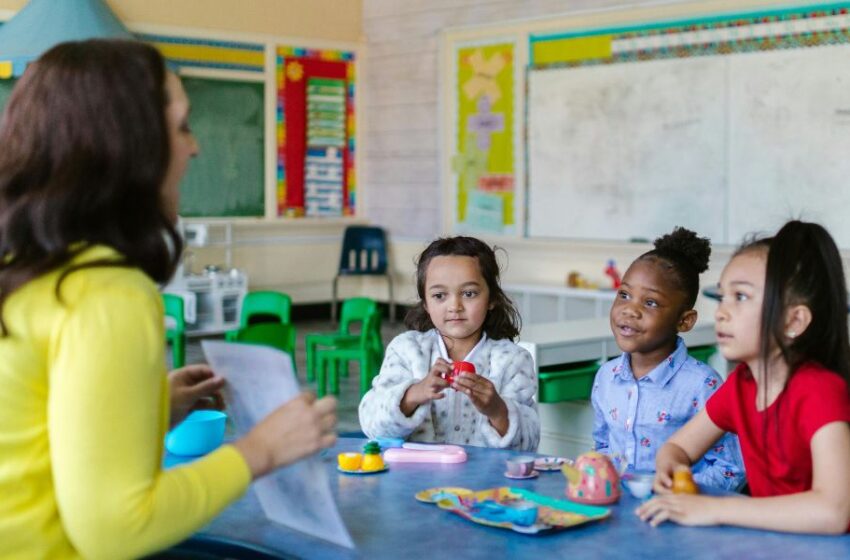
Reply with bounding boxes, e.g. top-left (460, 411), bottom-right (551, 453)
top-left (415, 486), bottom-right (610, 534)
top-left (503, 470), bottom-right (539, 480)
top-left (337, 465), bottom-right (389, 475)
